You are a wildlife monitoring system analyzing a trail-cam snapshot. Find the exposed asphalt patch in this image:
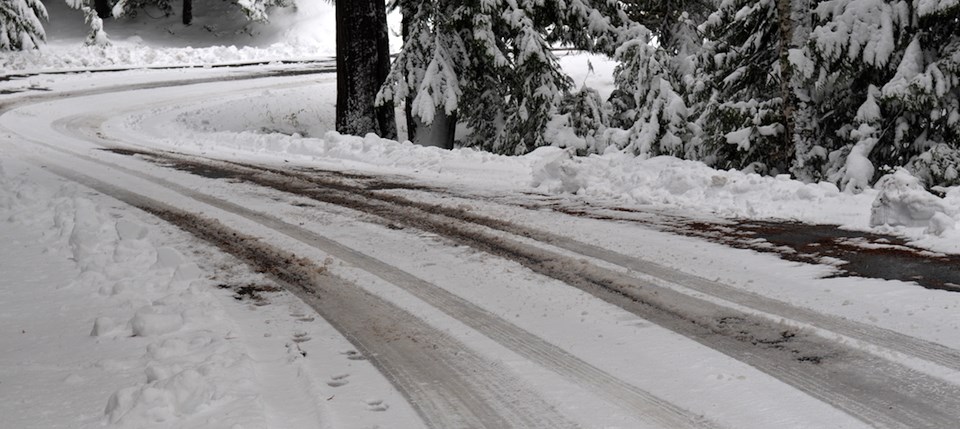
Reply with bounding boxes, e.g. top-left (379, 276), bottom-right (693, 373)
top-left (554, 205), bottom-right (960, 293)
top-left (687, 220), bottom-right (960, 293)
